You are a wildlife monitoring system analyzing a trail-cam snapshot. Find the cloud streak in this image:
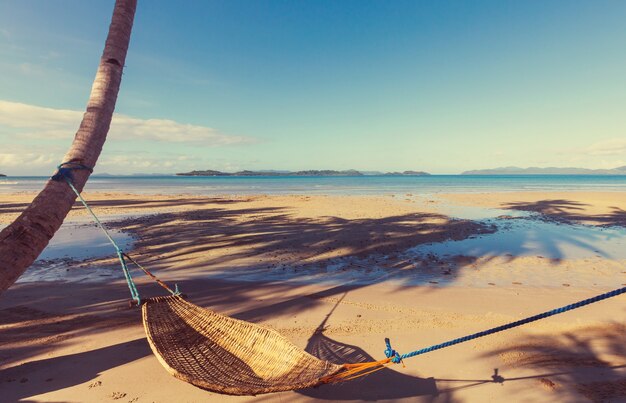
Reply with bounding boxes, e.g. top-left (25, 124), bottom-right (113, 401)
top-left (0, 152), bottom-right (57, 167)
top-left (0, 142), bottom-right (62, 170)
top-left (0, 146), bottom-right (238, 175)
top-left (584, 138), bottom-right (626, 156)
top-left (0, 100), bottom-right (254, 145)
